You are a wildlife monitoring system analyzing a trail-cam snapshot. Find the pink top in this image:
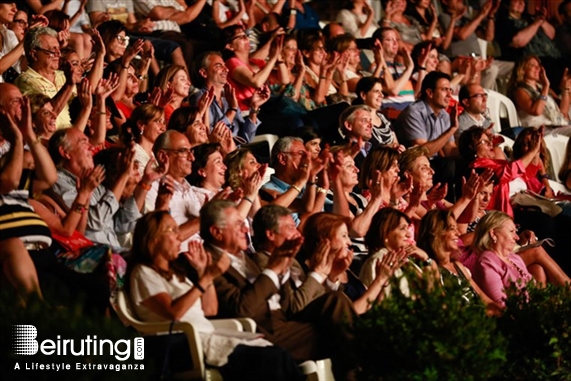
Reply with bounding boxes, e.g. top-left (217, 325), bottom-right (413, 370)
top-left (472, 250), bottom-right (532, 306)
top-left (471, 158), bottom-right (526, 217)
top-left (523, 161), bottom-right (544, 194)
top-left (226, 57), bottom-right (266, 111)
